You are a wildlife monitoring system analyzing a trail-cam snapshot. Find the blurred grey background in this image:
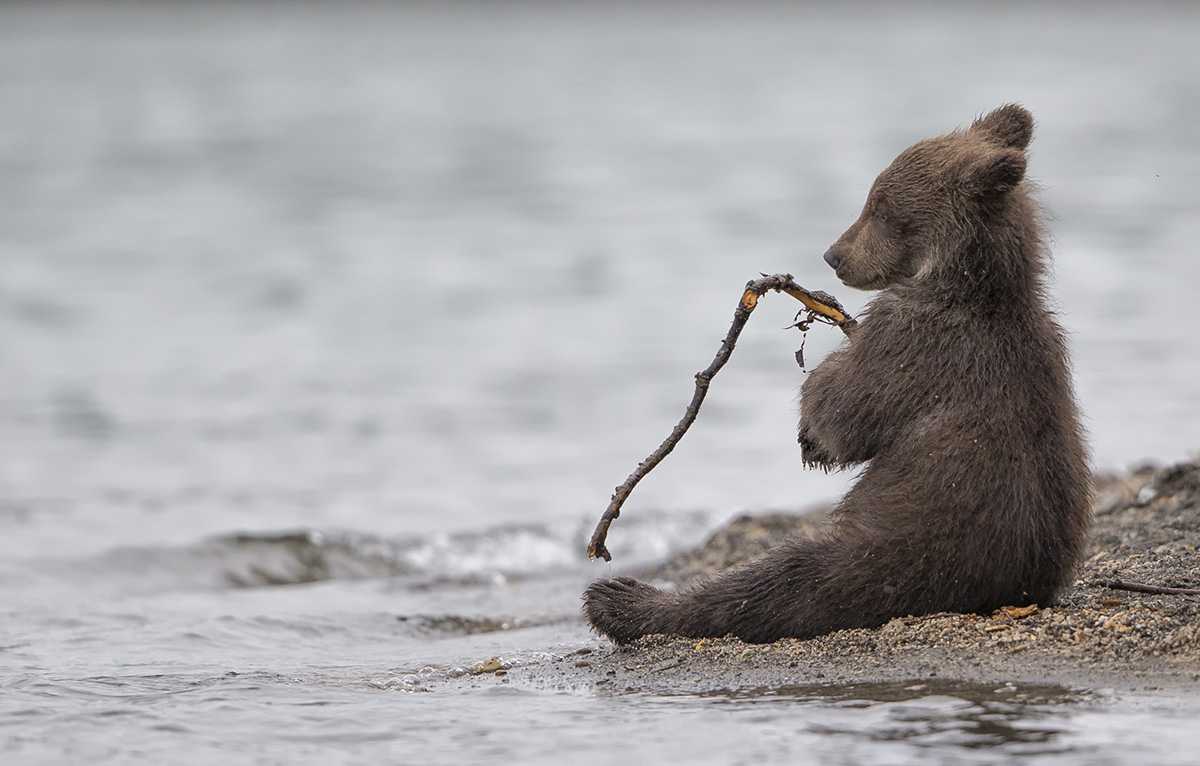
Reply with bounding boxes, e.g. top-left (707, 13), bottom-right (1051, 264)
top-left (4, 3), bottom-right (1197, 558)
